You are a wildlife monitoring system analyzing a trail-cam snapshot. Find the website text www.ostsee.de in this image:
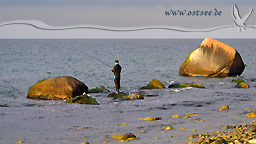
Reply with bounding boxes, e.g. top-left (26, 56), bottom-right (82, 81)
top-left (165, 8), bottom-right (222, 16)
